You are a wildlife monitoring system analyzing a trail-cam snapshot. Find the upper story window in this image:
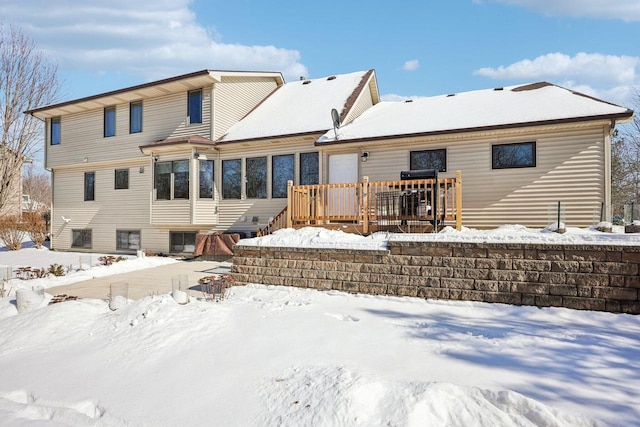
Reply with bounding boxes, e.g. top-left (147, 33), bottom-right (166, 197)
top-left (188, 89), bottom-right (202, 124)
top-left (130, 101), bottom-right (142, 133)
top-left (115, 169), bottom-right (129, 190)
top-left (300, 152), bottom-right (319, 185)
top-left (272, 154), bottom-right (294, 198)
top-left (199, 160), bottom-right (214, 199)
top-left (222, 159), bottom-right (241, 199)
top-left (84, 172), bottom-right (95, 201)
top-left (410, 149), bottom-right (446, 172)
top-left (50, 117), bottom-right (61, 145)
top-left (492, 142), bottom-right (536, 169)
top-left (154, 160), bottom-right (190, 200)
top-left (104, 107), bottom-right (116, 137)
